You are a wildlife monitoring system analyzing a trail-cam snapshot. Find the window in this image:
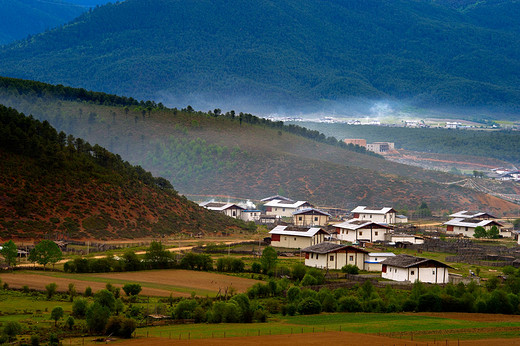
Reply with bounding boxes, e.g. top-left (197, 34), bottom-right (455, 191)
top-left (314, 217), bottom-right (318, 221)
top-left (359, 231), bottom-right (363, 236)
top-left (232, 211), bottom-right (236, 216)
top-left (316, 254), bottom-right (319, 260)
top-left (311, 253), bottom-right (314, 259)
top-left (283, 208), bottom-right (285, 212)
top-left (349, 255), bottom-right (354, 261)
top-left (375, 231), bottom-right (378, 236)
top-left (330, 255), bottom-right (334, 261)
top-left (299, 216), bottom-right (302, 221)
top-left (294, 237), bottom-right (296, 241)
top-left (432, 270), bottom-right (435, 275)
top-left (411, 270), bottom-right (415, 275)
